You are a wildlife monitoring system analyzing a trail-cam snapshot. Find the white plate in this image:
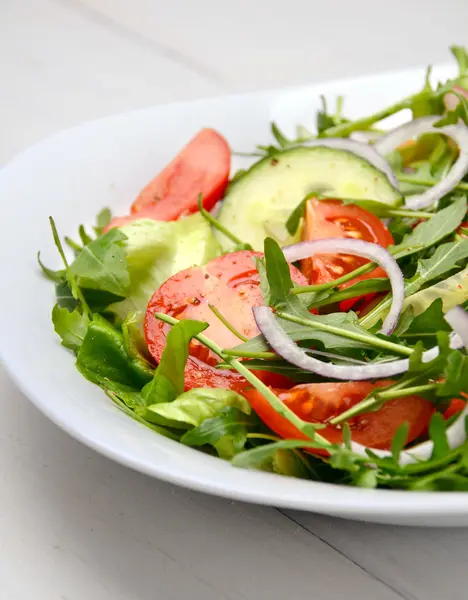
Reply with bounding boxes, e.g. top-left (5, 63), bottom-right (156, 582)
top-left (1, 63), bottom-right (466, 527)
